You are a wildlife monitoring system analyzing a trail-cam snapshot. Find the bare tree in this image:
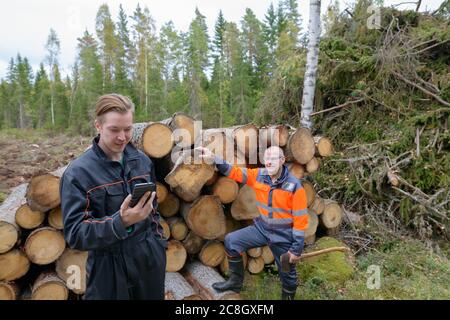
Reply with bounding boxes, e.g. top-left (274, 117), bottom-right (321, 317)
top-left (301, 0), bottom-right (321, 129)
